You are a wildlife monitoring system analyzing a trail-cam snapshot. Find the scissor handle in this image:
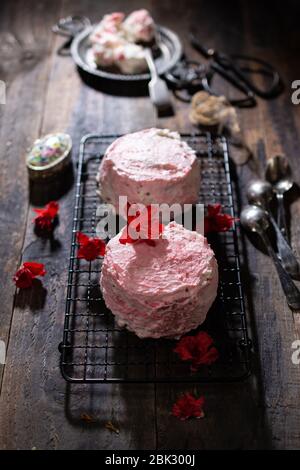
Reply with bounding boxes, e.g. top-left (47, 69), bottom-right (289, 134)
top-left (210, 62), bottom-right (256, 107)
top-left (190, 33), bottom-right (283, 101)
top-left (219, 53), bottom-right (283, 99)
